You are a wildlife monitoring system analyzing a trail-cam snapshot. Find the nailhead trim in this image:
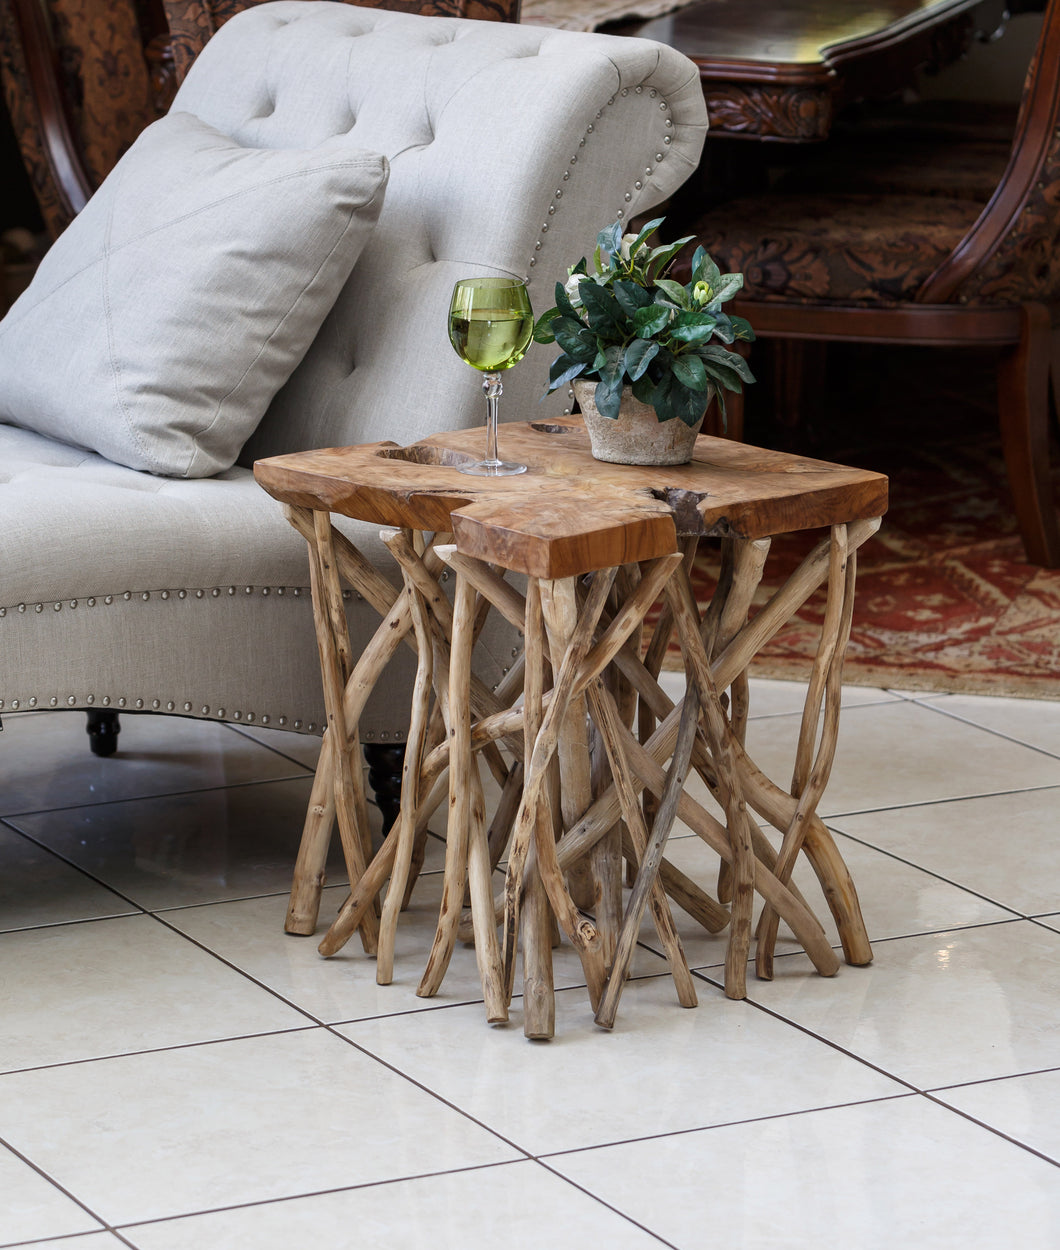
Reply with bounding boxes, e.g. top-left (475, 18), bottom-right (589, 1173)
top-left (0, 582), bottom-right (424, 737)
top-left (527, 83), bottom-right (675, 272)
